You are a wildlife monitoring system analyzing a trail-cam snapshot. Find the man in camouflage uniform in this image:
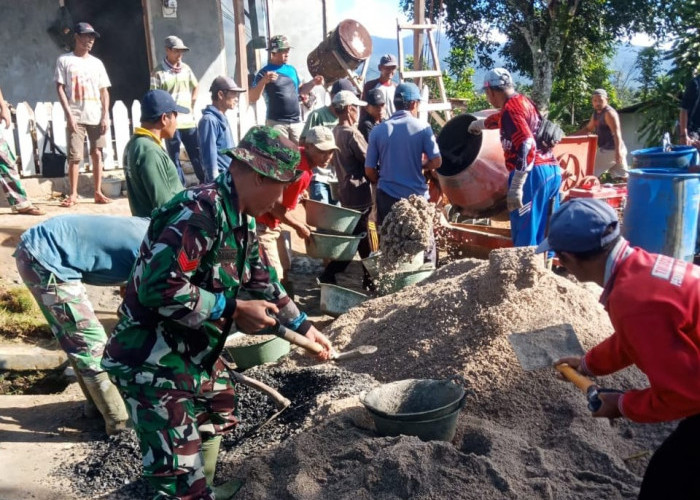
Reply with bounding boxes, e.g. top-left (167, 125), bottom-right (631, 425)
top-left (102, 126), bottom-right (333, 500)
top-left (14, 214), bottom-right (148, 434)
